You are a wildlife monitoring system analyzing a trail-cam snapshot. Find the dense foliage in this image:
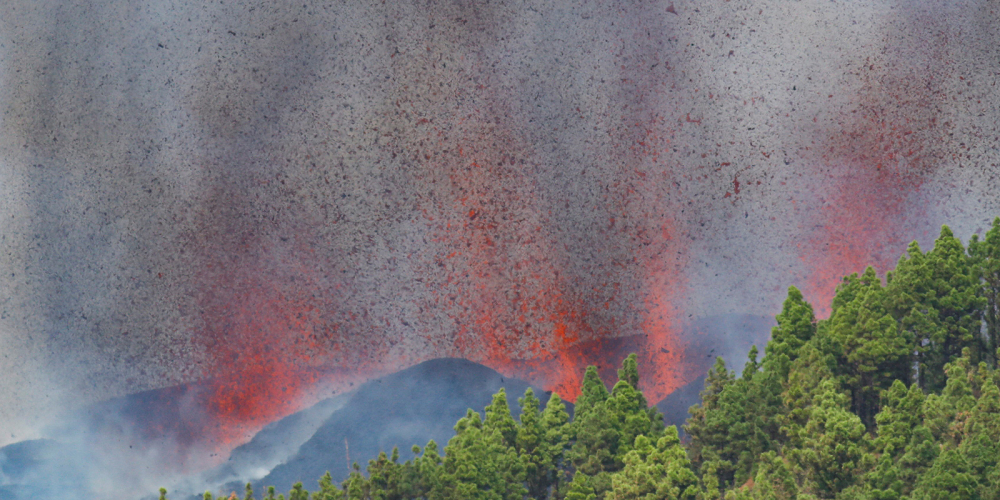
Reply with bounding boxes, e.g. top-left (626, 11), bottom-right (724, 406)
top-left (163, 218), bottom-right (1000, 500)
